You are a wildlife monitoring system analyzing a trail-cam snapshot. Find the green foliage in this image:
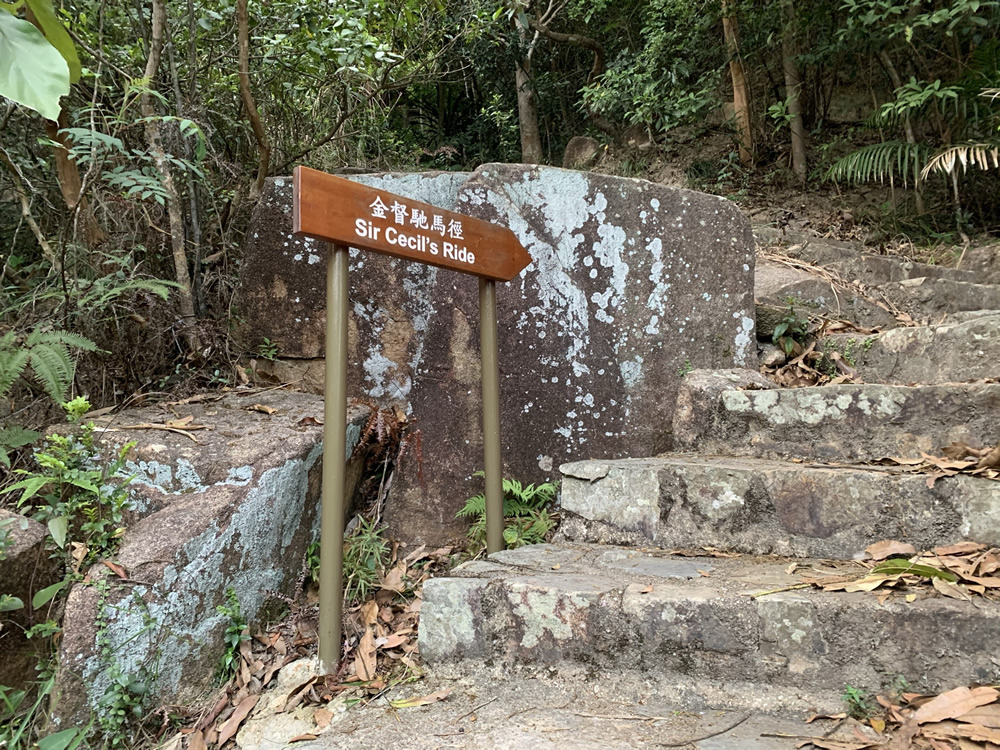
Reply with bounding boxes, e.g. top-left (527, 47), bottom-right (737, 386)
top-left (2, 401), bottom-right (134, 565)
top-left (97, 665), bottom-right (149, 746)
top-left (307, 517), bottom-right (392, 604)
top-left (772, 305), bottom-right (810, 356)
top-left (0, 676), bottom-right (88, 750)
top-left (0, 328), bottom-right (97, 407)
top-left (0, 7), bottom-right (68, 120)
top-left (216, 587), bottom-right (250, 683)
top-left (842, 684), bottom-right (878, 720)
top-left (256, 338), bottom-right (279, 361)
top-left (826, 141), bottom-right (931, 187)
top-left (583, 0), bottom-right (721, 134)
top-left (0, 328), bottom-right (96, 467)
top-left (457, 473), bottom-right (558, 549)
top-left (344, 517), bottom-right (390, 603)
